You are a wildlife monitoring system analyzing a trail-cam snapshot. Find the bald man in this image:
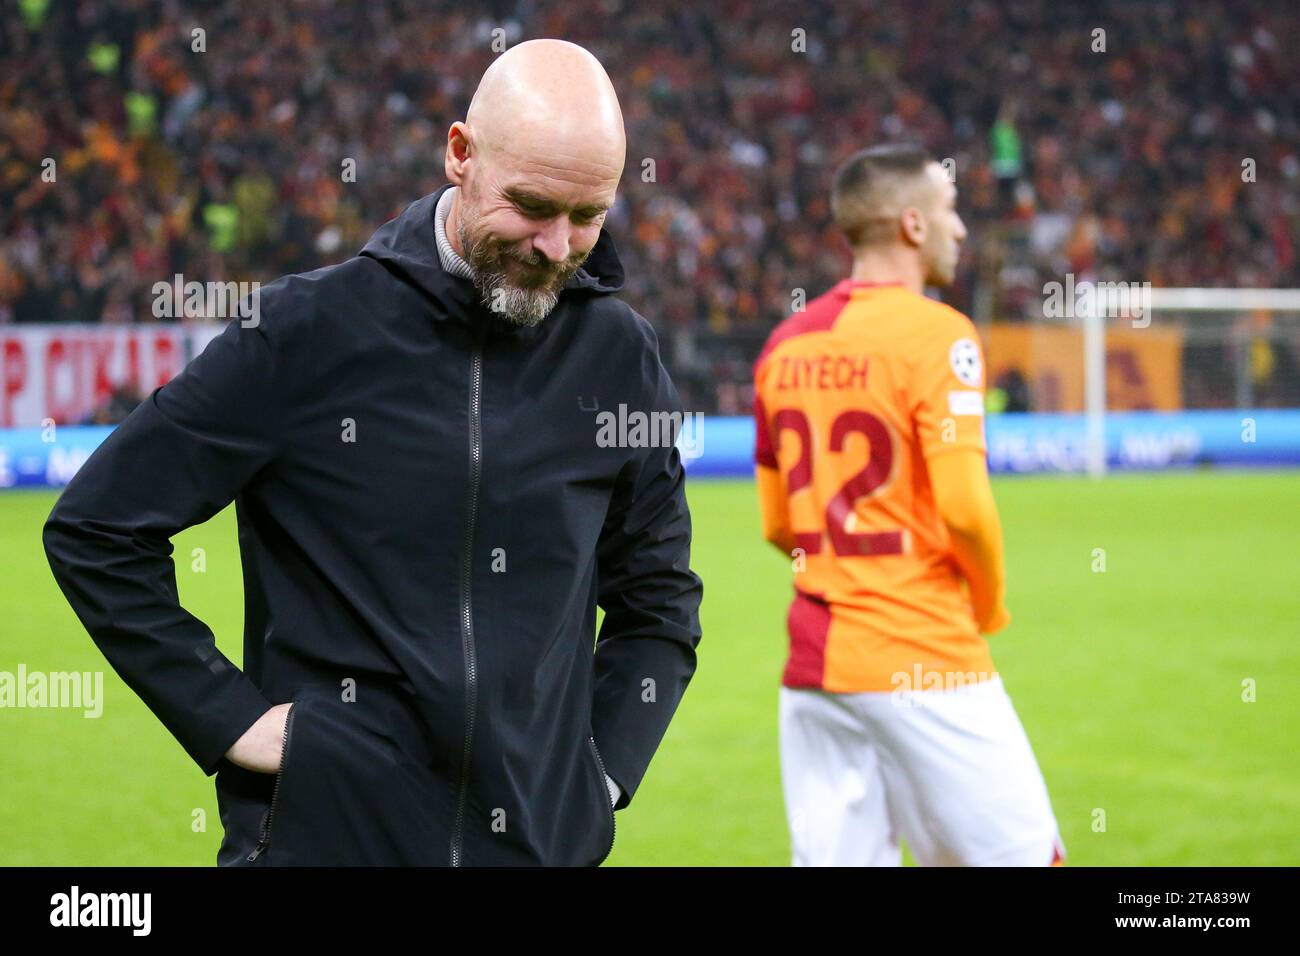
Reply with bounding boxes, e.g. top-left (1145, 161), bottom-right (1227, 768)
top-left (44, 39), bottom-right (703, 867)
top-left (444, 39), bottom-right (626, 327)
